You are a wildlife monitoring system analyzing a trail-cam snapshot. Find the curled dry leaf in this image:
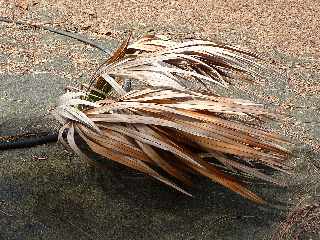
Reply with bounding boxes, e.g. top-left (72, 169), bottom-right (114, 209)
top-left (54, 34), bottom-right (292, 203)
